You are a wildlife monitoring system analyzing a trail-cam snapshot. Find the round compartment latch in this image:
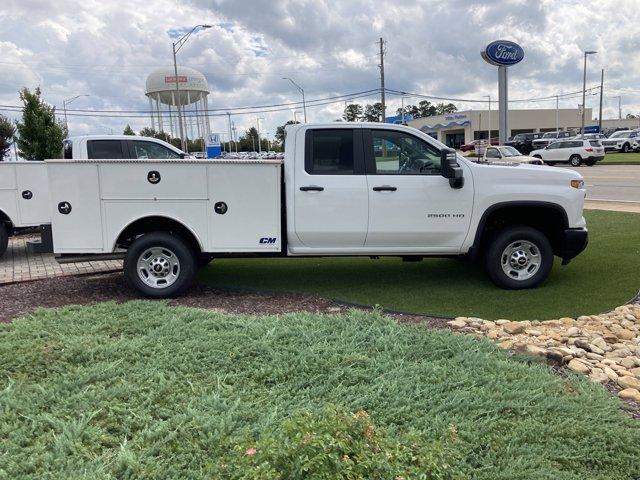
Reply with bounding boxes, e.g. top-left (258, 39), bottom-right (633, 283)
top-left (147, 171), bottom-right (161, 184)
top-left (22, 190), bottom-right (33, 200)
top-left (214, 202), bottom-right (228, 215)
top-left (58, 201), bottom-right (72, 215)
